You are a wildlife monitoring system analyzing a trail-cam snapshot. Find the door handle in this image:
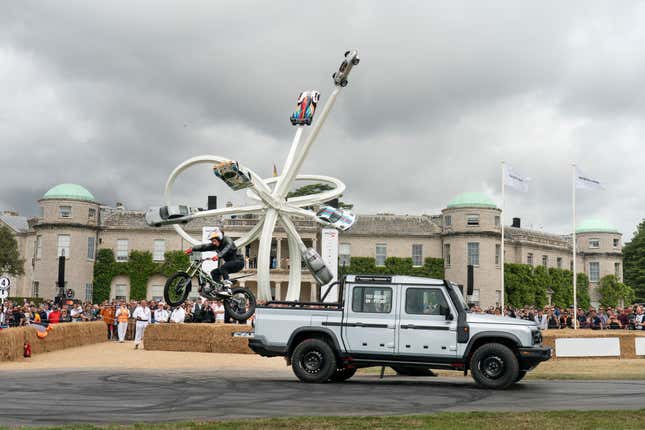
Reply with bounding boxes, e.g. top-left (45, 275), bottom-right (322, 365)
top-left (354, 322), bottom-right (364, 327)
